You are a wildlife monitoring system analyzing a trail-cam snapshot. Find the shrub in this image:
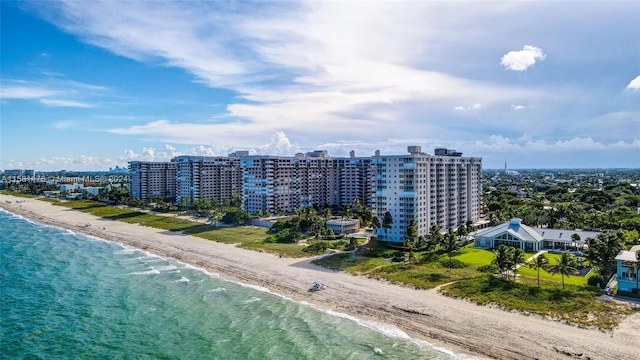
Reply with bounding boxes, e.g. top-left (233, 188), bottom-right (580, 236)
top-left (321, 234), bottom-right (345, 240)
top-left (478, 264), bottom-right (498, 273)
top-left (440, 258), bottom-right (466, 269)
top-left (391, 251), bottom-right (406, 262)
top-left (587, 274), bottom-right (605, 288)
top-left (419, 252), bottom-right (441, 263)
top-left (303, 242), bottom-right (328, 254)
top-left (347, 237), bottom-right (358, 250)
